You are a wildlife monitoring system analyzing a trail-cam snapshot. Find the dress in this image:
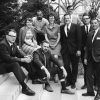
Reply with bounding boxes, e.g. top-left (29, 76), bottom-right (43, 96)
top-left (45, 24), bottom-right (61, 56)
